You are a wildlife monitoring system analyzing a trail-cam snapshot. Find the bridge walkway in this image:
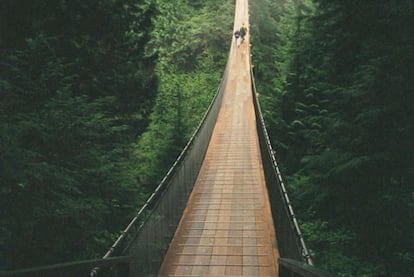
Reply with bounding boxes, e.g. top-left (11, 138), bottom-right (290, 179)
top-left (158, 0), bottom-right (279, 276)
